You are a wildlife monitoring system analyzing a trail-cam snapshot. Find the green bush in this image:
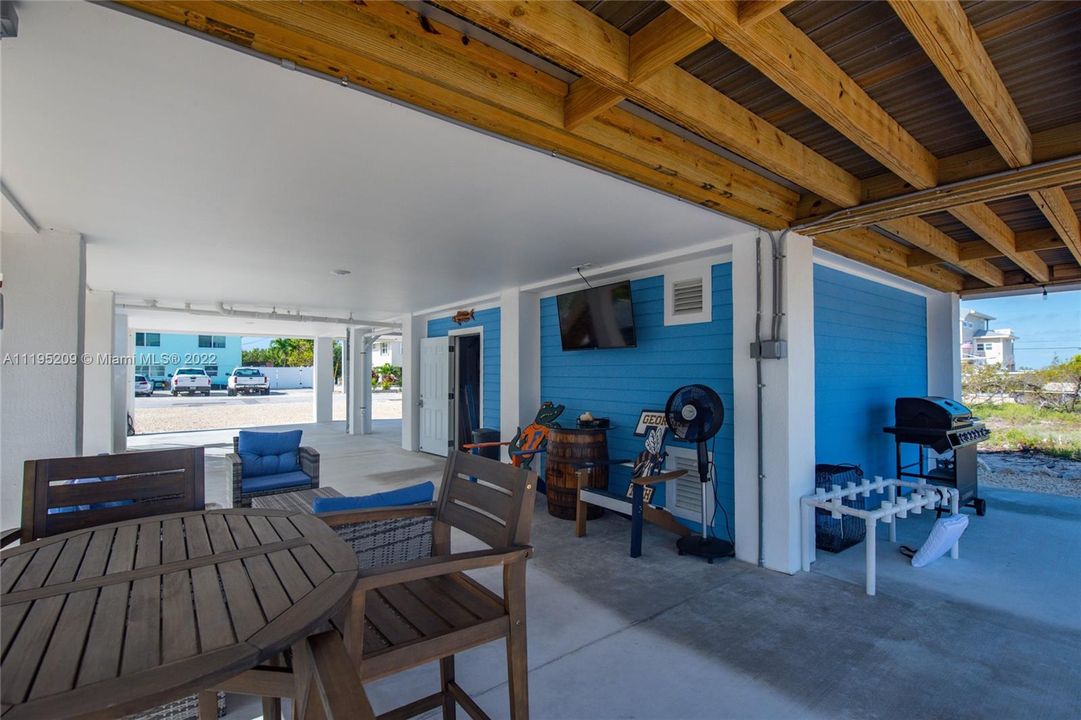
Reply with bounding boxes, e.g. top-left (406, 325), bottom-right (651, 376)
top-left (371, 363), bottom-right (401, 390)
